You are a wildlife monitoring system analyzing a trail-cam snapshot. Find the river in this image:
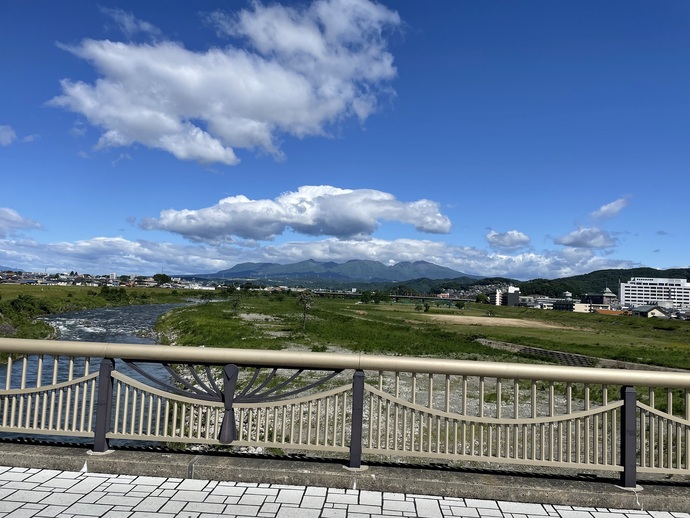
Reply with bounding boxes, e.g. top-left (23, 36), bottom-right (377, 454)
top-left (1, 303), bottom-right (185, 445)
